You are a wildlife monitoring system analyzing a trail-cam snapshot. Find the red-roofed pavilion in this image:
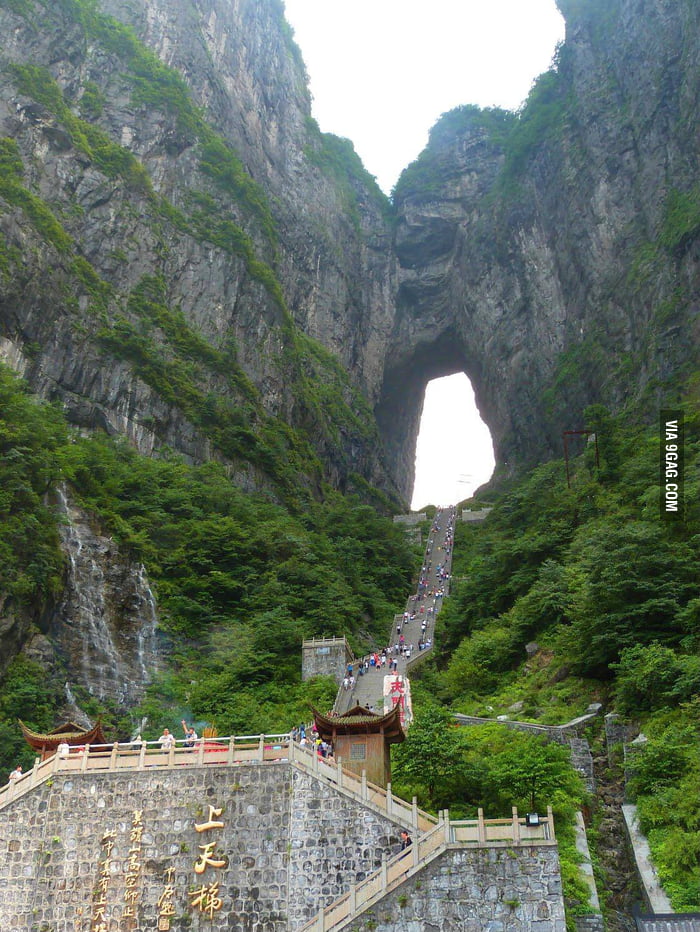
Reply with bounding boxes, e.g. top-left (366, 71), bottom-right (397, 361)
top-left (19, 719), bottom-right (106, 760)
top-left (311, 703), bottom-right (405, 787)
